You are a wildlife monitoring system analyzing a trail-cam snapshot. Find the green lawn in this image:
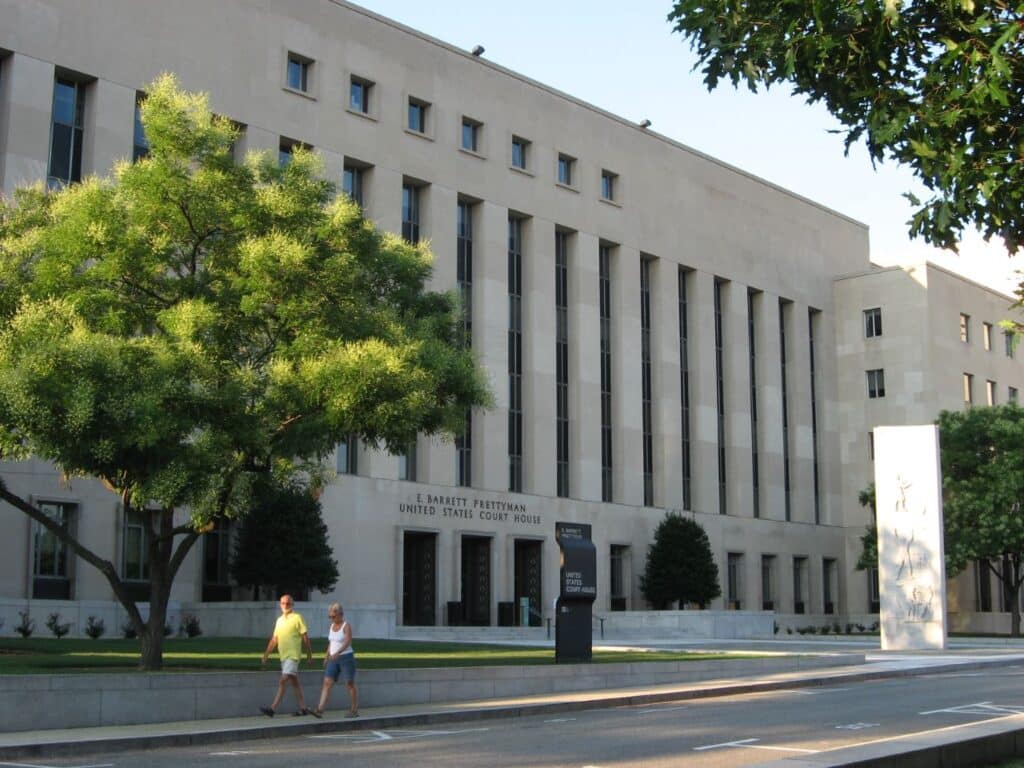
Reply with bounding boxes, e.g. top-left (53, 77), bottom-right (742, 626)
top-left (0, 637), bottom-right (758, 674)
